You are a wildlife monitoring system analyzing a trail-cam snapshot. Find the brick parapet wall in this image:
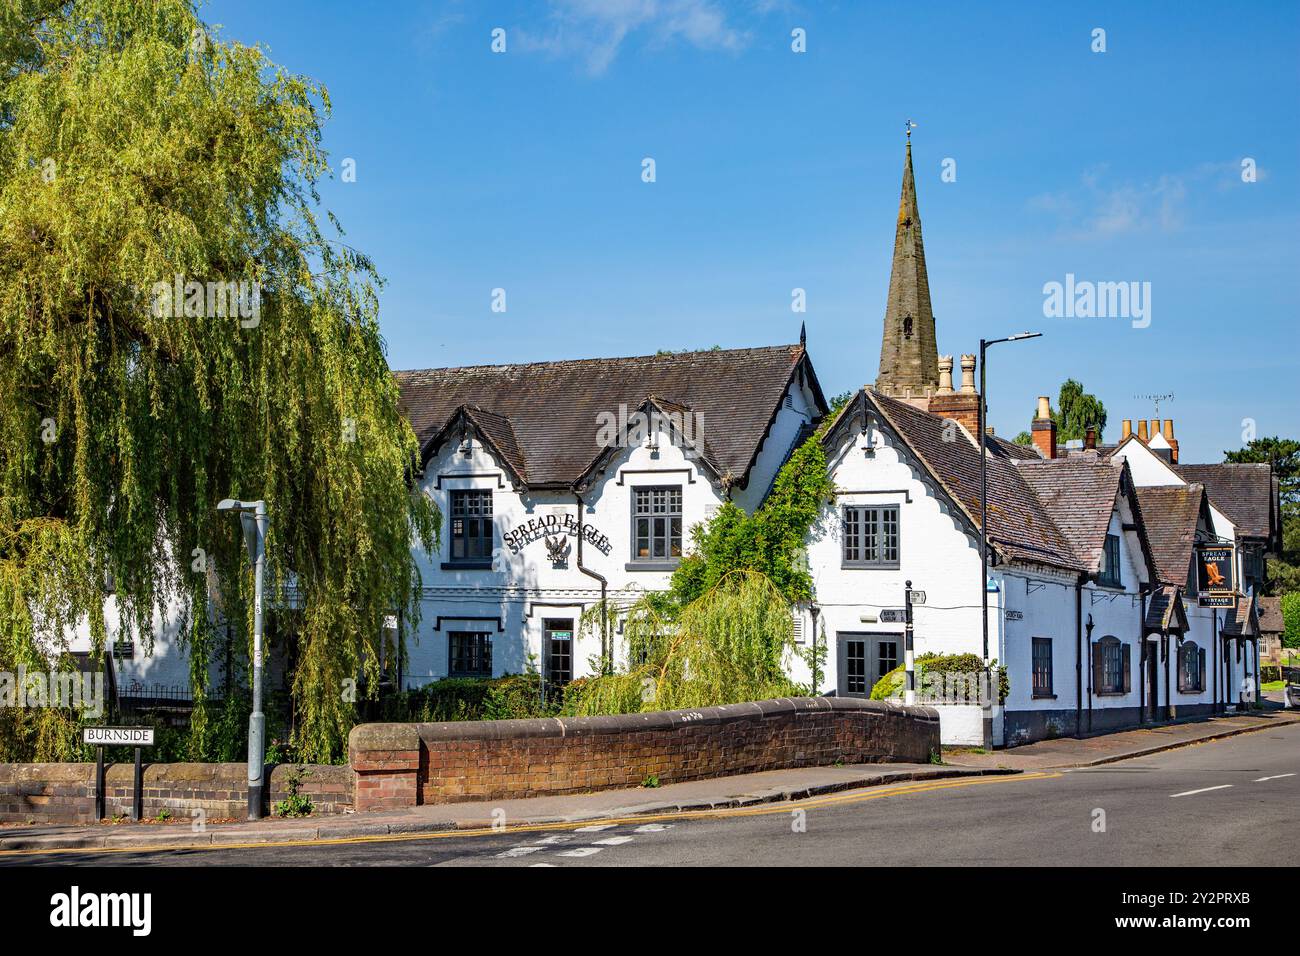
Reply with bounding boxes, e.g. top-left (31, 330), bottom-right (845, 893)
top-left (350, 696), bottom-right (940, 810)
top-left (0, 763), bottom-right (351, 825)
